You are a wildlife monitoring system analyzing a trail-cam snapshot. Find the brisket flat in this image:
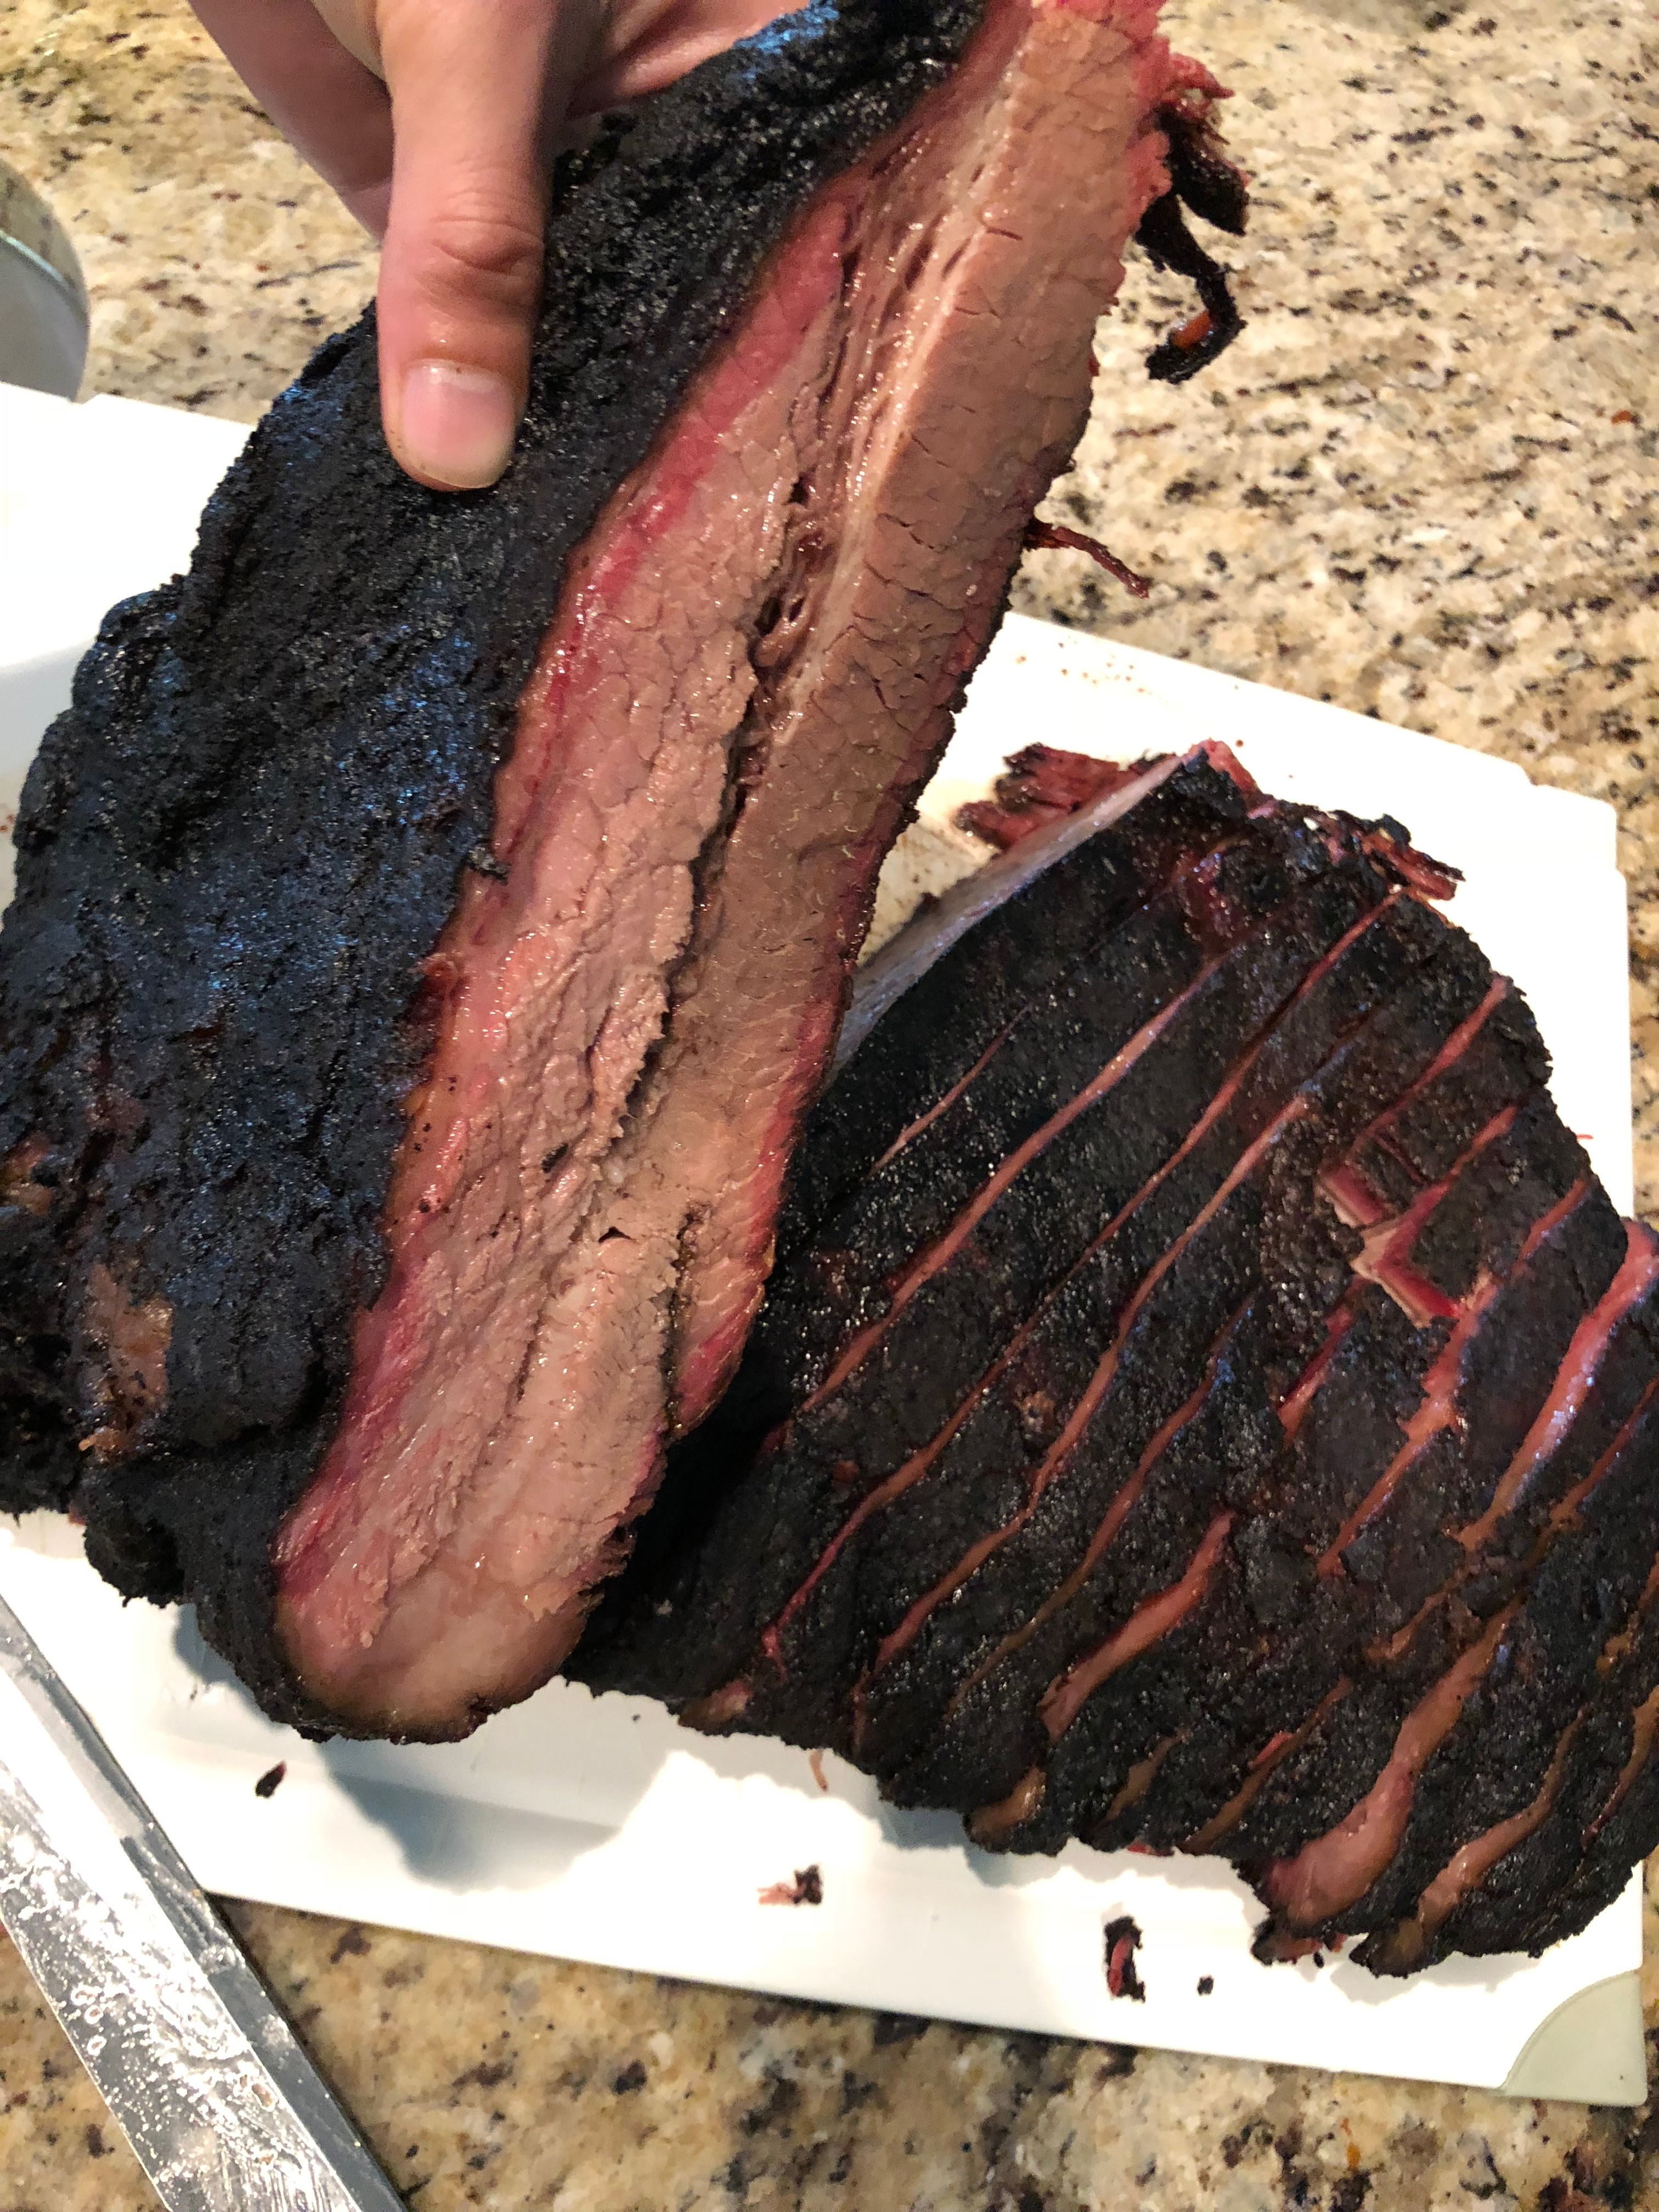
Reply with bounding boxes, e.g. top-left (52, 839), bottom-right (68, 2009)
top-left (577, 741), bottom-right (1659, 1971)
top-left (0, 0), bottom-right (1198, 1736)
